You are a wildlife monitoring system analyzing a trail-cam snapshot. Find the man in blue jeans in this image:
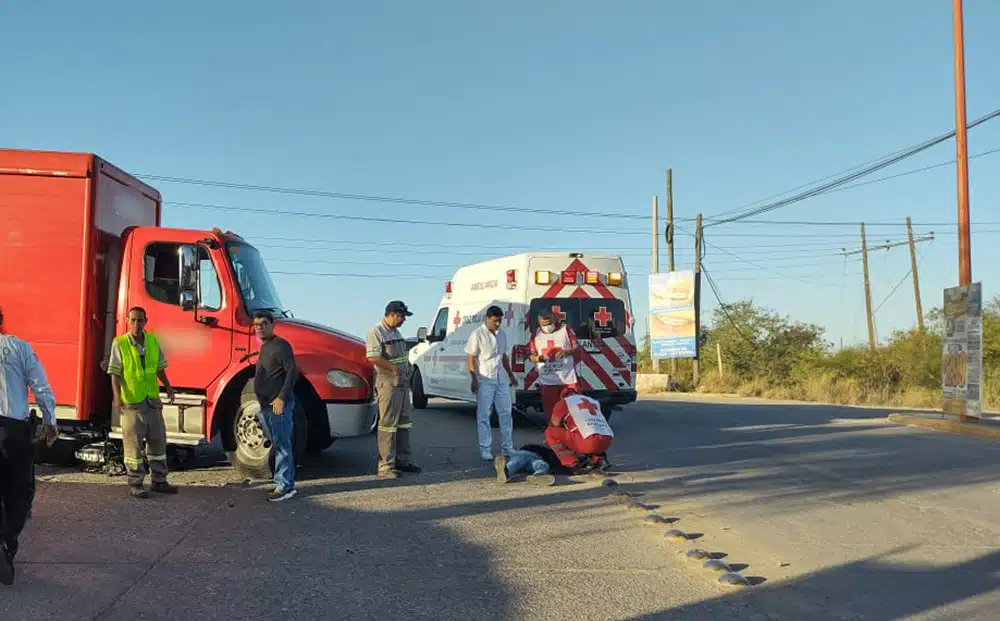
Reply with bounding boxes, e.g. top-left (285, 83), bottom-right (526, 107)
top-left (494, 443), bottom-right (573, 486)
top-left (252, 310), bottom-right (298, 502)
